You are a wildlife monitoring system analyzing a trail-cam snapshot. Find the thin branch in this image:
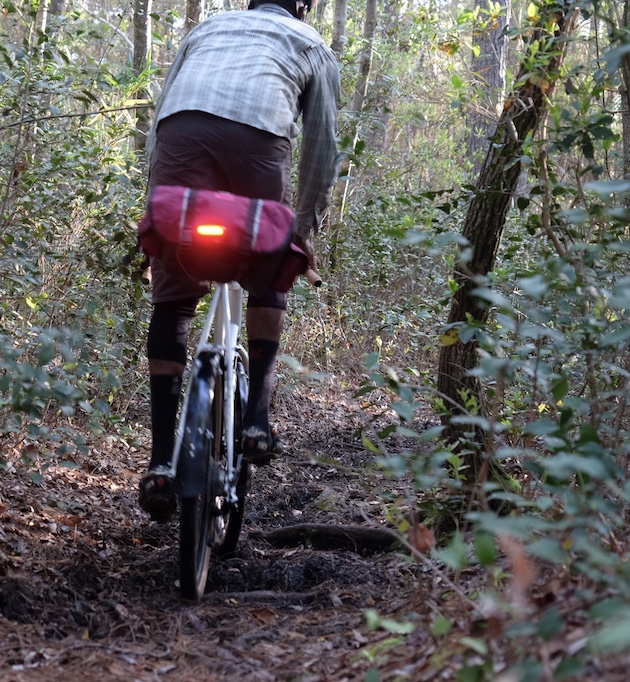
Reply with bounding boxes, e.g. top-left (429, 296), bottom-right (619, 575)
top-left (0, 104), bottom-right (152, 131)
top-left (75, 1), bottom-right (134, 53)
